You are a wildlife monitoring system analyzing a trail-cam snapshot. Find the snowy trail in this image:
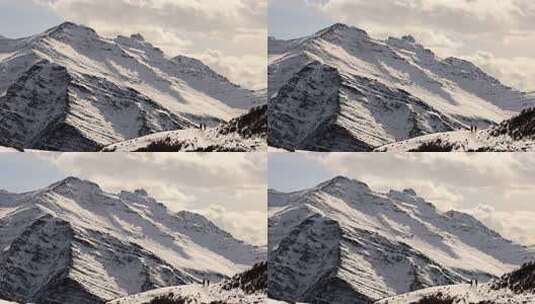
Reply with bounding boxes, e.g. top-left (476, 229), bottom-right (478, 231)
top-left (377, 129), bottom-right (535, 152)
top-left (376, 283), bottom-right (535, 304)
top-left (108, 282), bottom-right (265, 304)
